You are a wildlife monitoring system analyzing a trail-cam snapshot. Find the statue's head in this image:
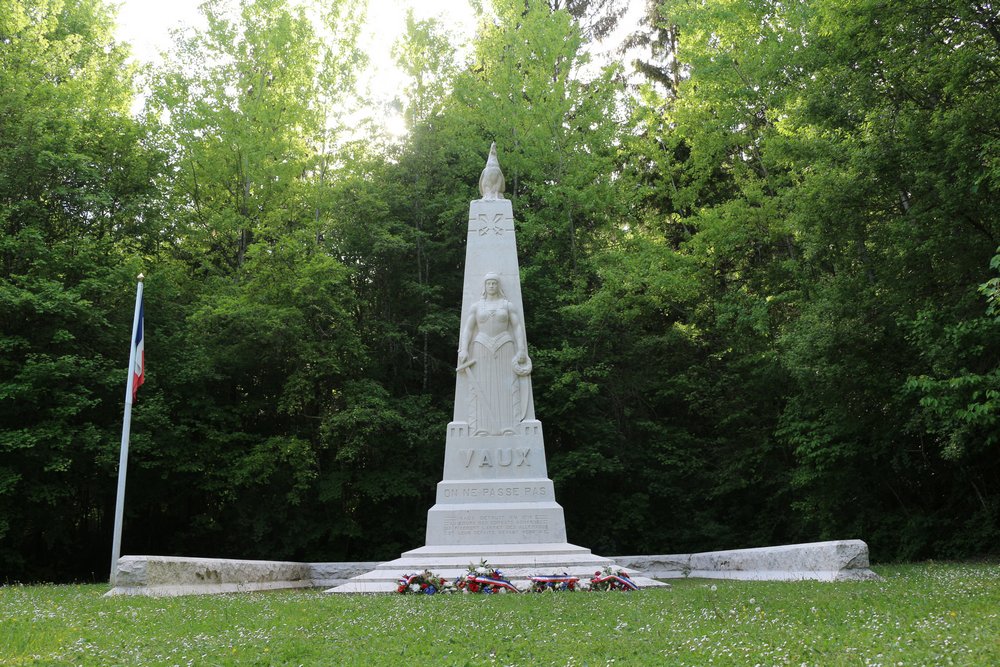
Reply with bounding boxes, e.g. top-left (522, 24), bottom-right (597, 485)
top-left (482, 272), bottom-right (505, 298)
